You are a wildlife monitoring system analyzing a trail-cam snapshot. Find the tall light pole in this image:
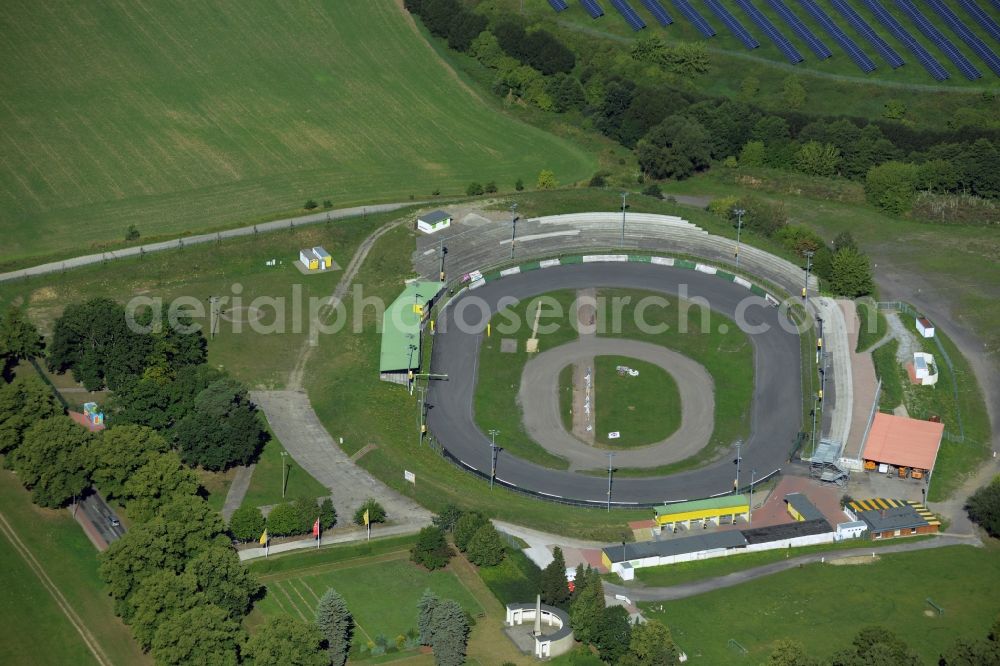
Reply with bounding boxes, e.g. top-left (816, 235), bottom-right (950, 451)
top-left (417, 385), bottom-right (428, 445)
top-left (803, 250), bottom-right (814, 300)
top-left (749, 468), bottom-right (756, 525)
top-left (509, 202), bottom-right (519, 261)
top-left (280, 451), bottom-right (289, 498)
top-left (488, 429), bottom-right (499, 490)
top-left (606, 453), bottom-right (615, 512)
top-left (620, 192), bottom-right (628, 246)
top-left (734, 439), bottom-right (743, 495)
top-left (733, 208), bottom-right (745, 268)
top-left (810, 392), bottom-right (820, 454)
top-left (438, 243), bottom-right (448, 282)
